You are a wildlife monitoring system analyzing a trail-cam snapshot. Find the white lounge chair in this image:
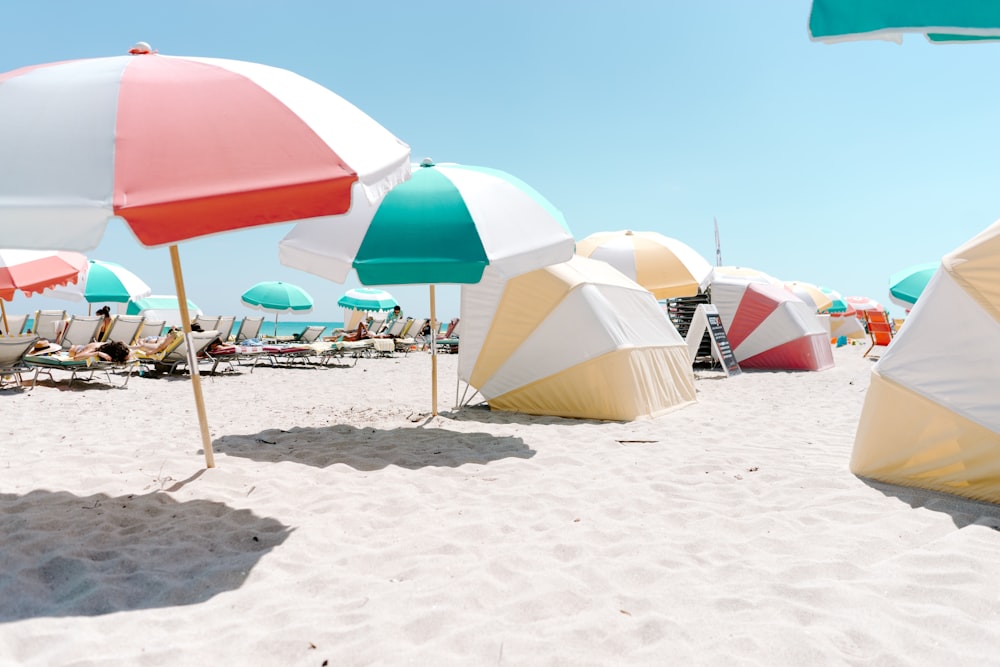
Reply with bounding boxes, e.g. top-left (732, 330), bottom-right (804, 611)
top-left (0, 334), bottom-right (41, 390)
top-left (102, 315), bottom-right (146, 346)
top-left (31, 309), bottom-right (67, 339)
top-left (59, 314), bottom-right (103, 348)
top-left (1, 313), bottom-right (28, 336)
top-left (234, 316), bottom-right (265, 342)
